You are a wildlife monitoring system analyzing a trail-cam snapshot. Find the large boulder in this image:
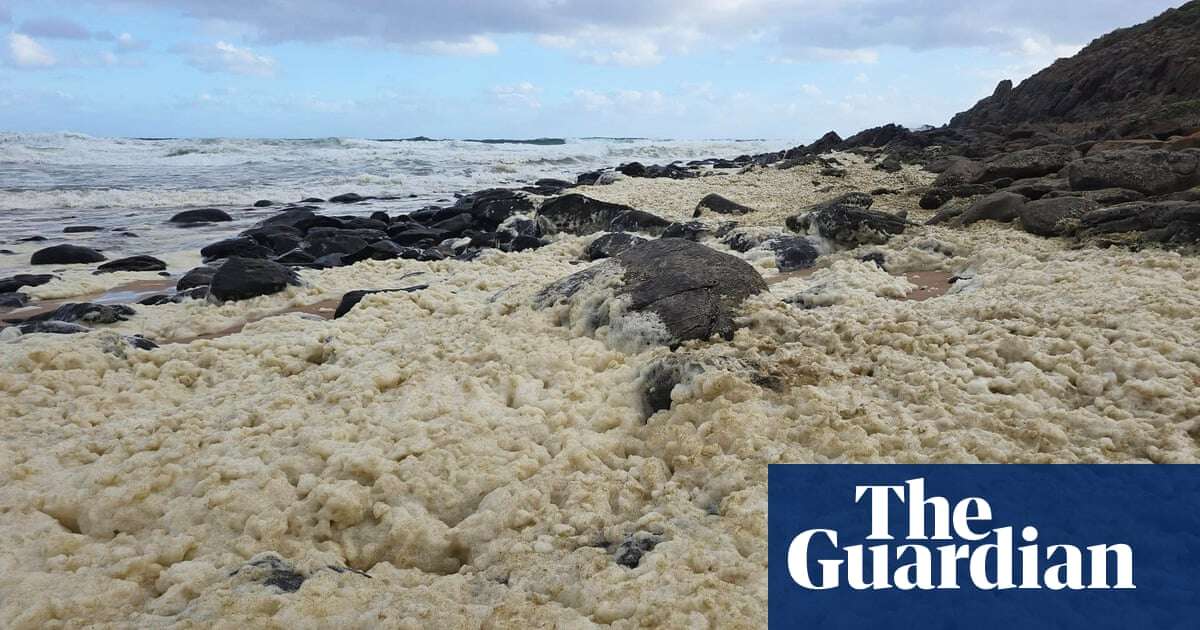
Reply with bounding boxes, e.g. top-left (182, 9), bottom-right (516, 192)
top-left (0, 274), bottom-right (55, 293)
top-left (169, 208), bottom-right (233, 224)
top-left (1067, 149), bottom-right (1200, 195)
top-left (451, 188), bottom-right (534, 230)
top-left (957, 191), bottom-right (1027, 226)
top-left (980, 145), bottom-right (1078, 181)
top-left (538, 194), bottom-right (670, 236)
top-left (933, 158), bottom-right (987, 186)
top-left (96, 255), bottom-right (168, 274)
top-left (177, 266), bottom-right (217, 291)
top-left (30, 244), bottom-right (106, 265)
top-left (787, 193), bottom-right (905, 246)
top-left (585, 233), bottom-right (648, 261)
top-left (201, 237), bottom-right (273, 261)
top-left (208, 258), bottom-right (300, 302)
top-left (1077, 201), bottom-right (1200, 243)
top-left (535, 239), bottom-right (767, 349)
top-left (333, 285), bottom-right (429, 319)
top-left (1018, 197), bottom-right (1098, 236)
